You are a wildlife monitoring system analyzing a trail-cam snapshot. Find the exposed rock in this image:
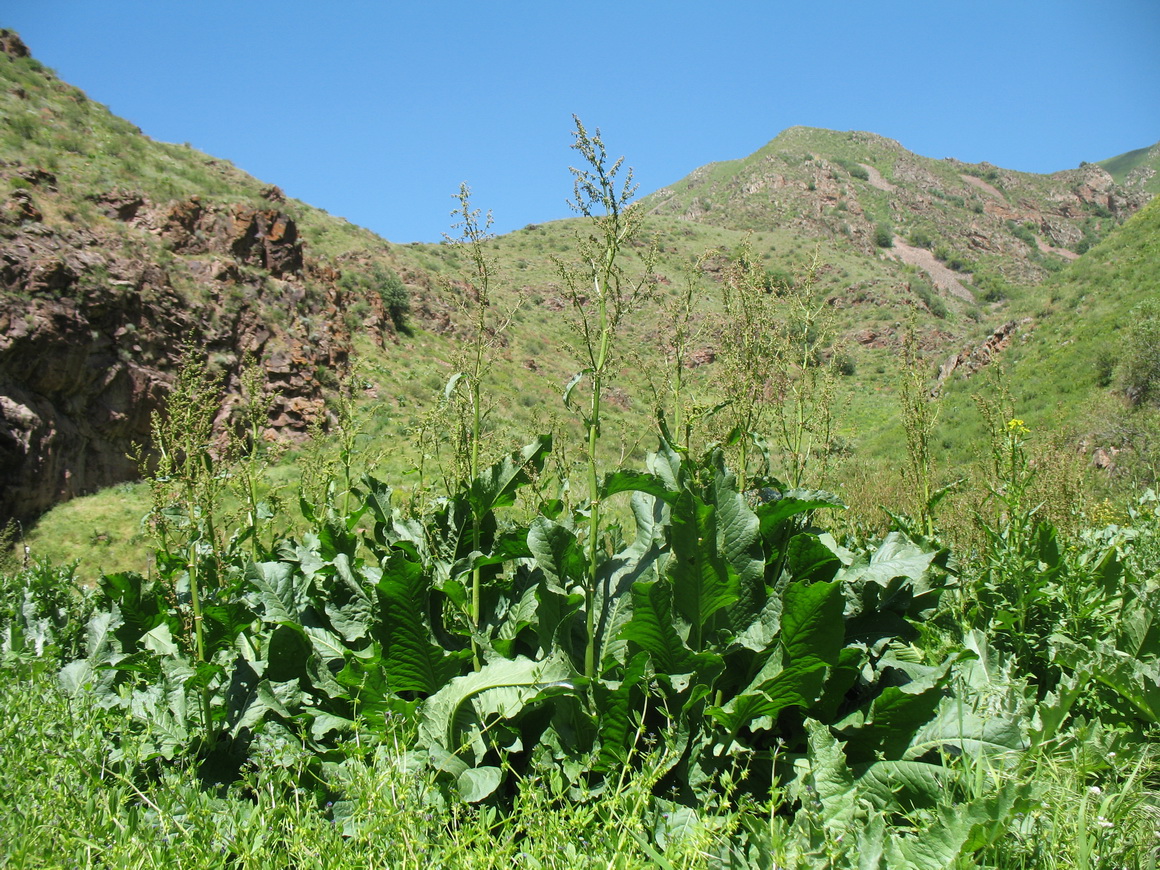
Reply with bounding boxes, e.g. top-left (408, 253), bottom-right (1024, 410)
top-left (0, 29), bottom-right (30, 58)
top-left (686, 347), bottom-right (716, 367)
top-left (0, 166), bottom-right (350, 526)
top-left (934, 318), bottom-right (1032, 394)
top-left (1092, 446), bottom-right (1118, 472)
top-left (154, 198), bottom-right (305, 278)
